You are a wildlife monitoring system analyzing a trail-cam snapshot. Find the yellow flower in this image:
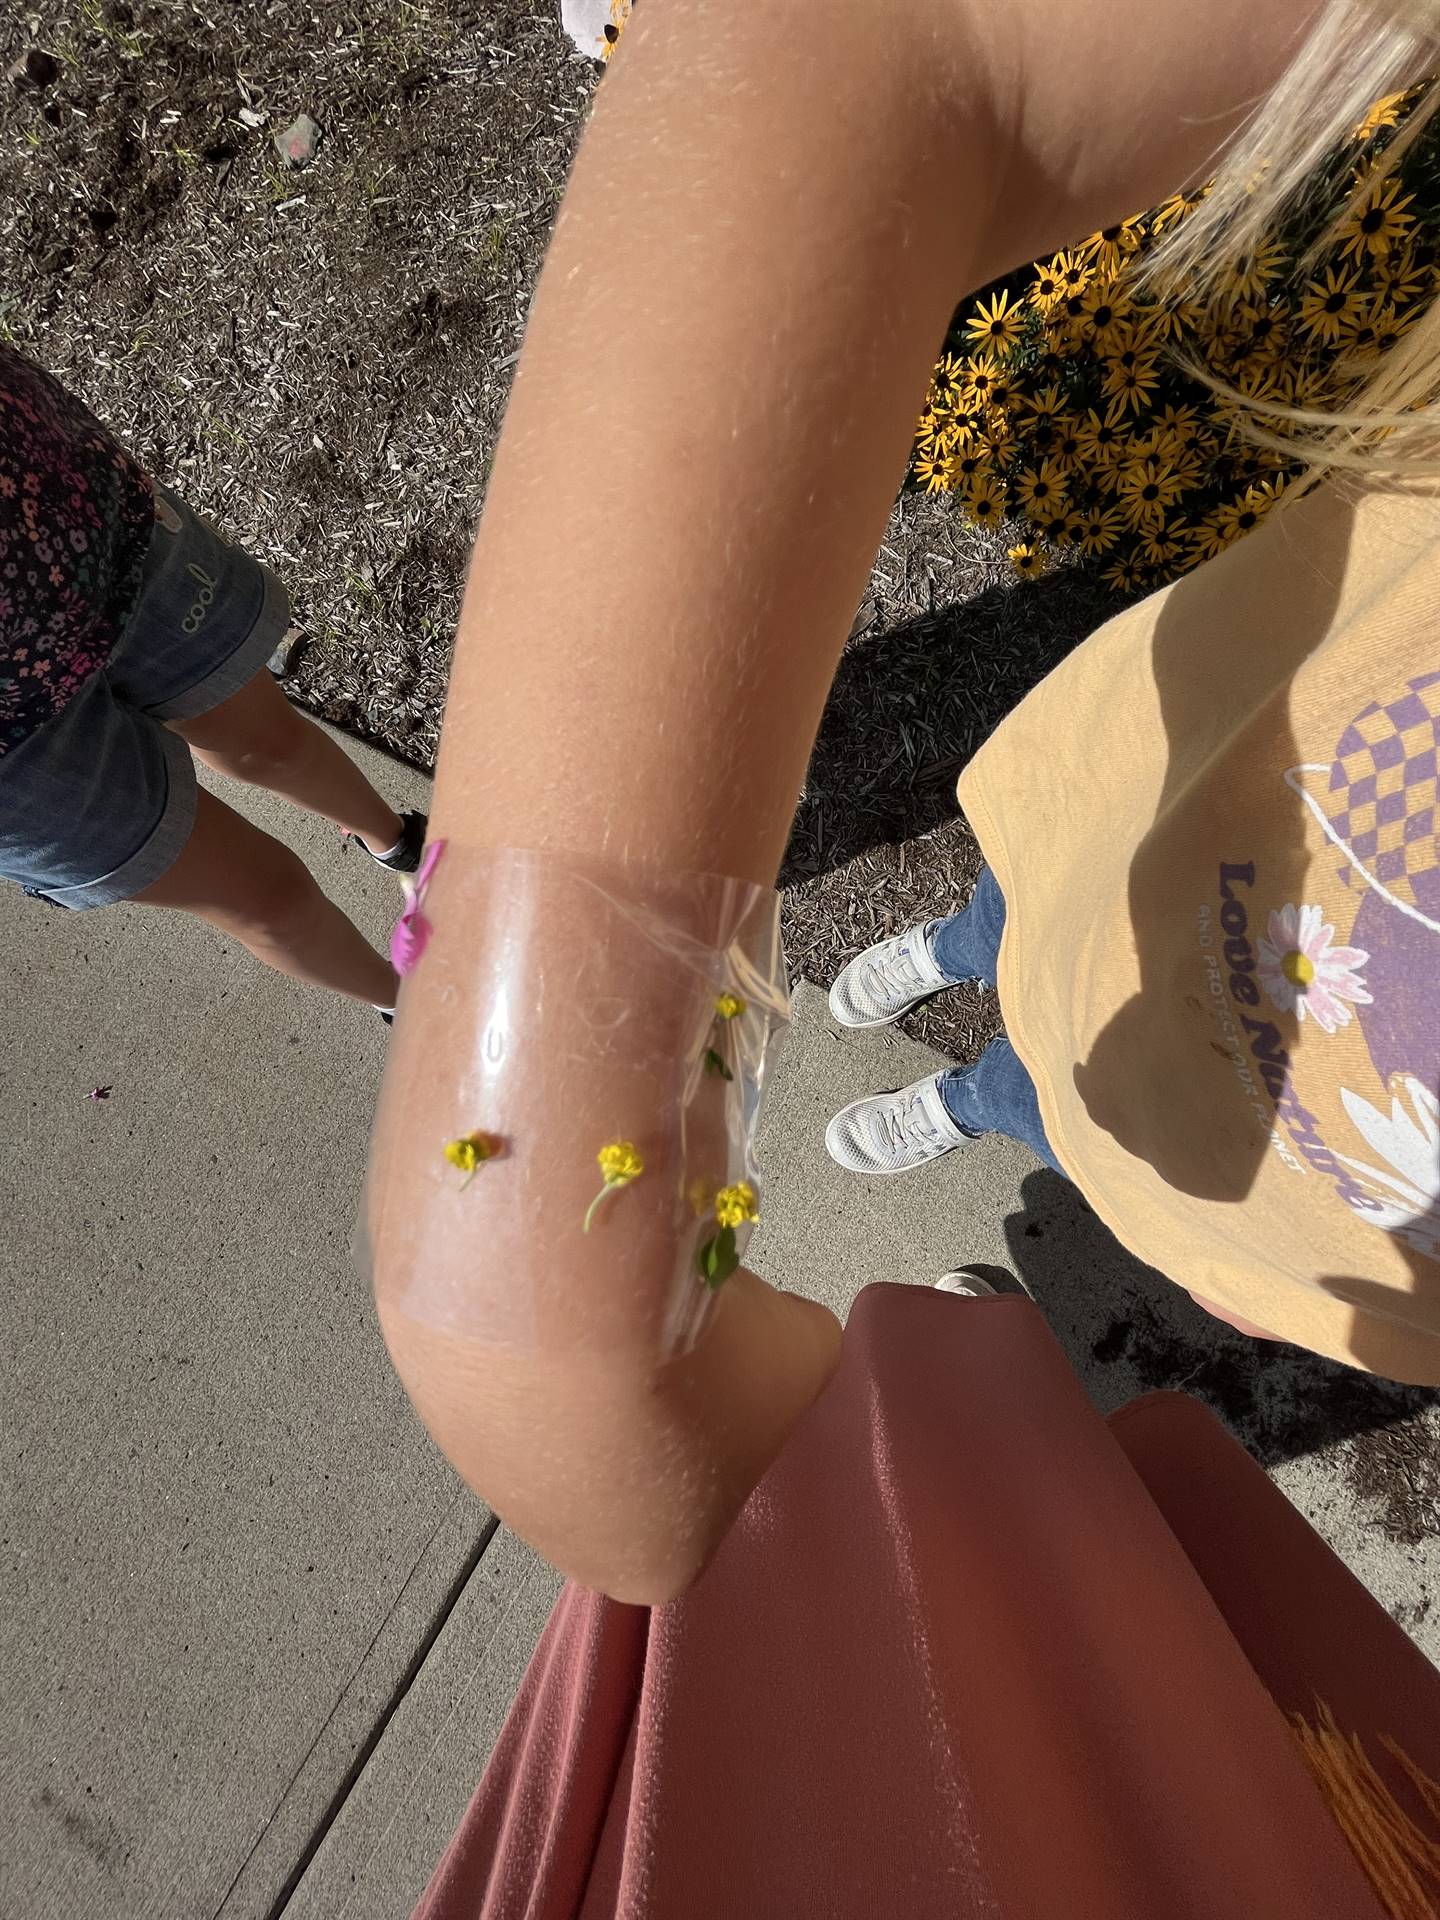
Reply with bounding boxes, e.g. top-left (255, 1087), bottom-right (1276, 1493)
top-left (949, 447), bottom-right (994, 489)
top-left (1145, 291), bottom-right (1204, 345)
top-left (585, 1140), bottom-right (645, 1231)
top-left (1015, 458), bottom-right (1069, 520)
top-left (913, 447), bottom-right (957, 496)
top-left (961, 475), bottom-right (1007, 528)
top-left (1024, 383), bottom-right (1068, 421)
top-left (1029, 261), bottom-right (1063, 311)
top-left (1298, 264), bottom-right (1364, 345)
top-left (1353, 91), bottom-right (1410, 142)
top-left (962, 355), bottom-right (1003, 406)
top-left (598, 1140), bottom-right (643, 1183)
top-left (1075, 504), bottom-right (1123, 555)
top-left (1228, 299), bottom-right (1290, 364)
top-left (1116, 457), bottom-right (1186, 530)
top-left (1373, 247), bottom-right (1428, 307)
top-left (1084, 218), bottom-right (1144, 274)
top-left (1080, 277), bottom-right (1133, 347)
top-left (715, 992), bottom-right (746, 1020)
top-left (1141, 525), bottom-right (1188, 567)
top-left (1051, 251), bottom-right (1092, 299)
top-left (1101, 552), bottom-right (1146, 593)
top-left (714, 1181), bottom-right (760, 1230)
top-left (1072, 400), bottom-right (1131, 471)
top-left (1150, 185), bottom-right (1210, 235)
top-left (1338, 172), bottom-right (1416, 262)
top-left (1007, 541), bottom-right (1046, 578)
top-left (964, 288), bottom-right (1026, 356)
top-left (1220, 241), bottom-right (1290, 305)
top-left (1372, 301), bottom-right (1424, 356)
top-left (1101, 350), bottom-right (1162, 413)
top-left (443, 1130), bottom-right (497, 1176)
